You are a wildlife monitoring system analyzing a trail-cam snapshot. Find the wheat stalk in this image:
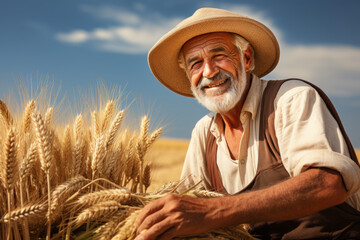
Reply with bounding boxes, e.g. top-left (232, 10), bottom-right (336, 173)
top-left (31, 108), bottom-right (53, 240)
top-left (2, 128), bottom-right (18, 240)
